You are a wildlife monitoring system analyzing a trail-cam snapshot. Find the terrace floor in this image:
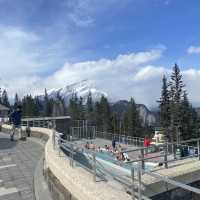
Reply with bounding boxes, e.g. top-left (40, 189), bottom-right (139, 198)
top-left (0, 132), bottom-right (43, 200)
